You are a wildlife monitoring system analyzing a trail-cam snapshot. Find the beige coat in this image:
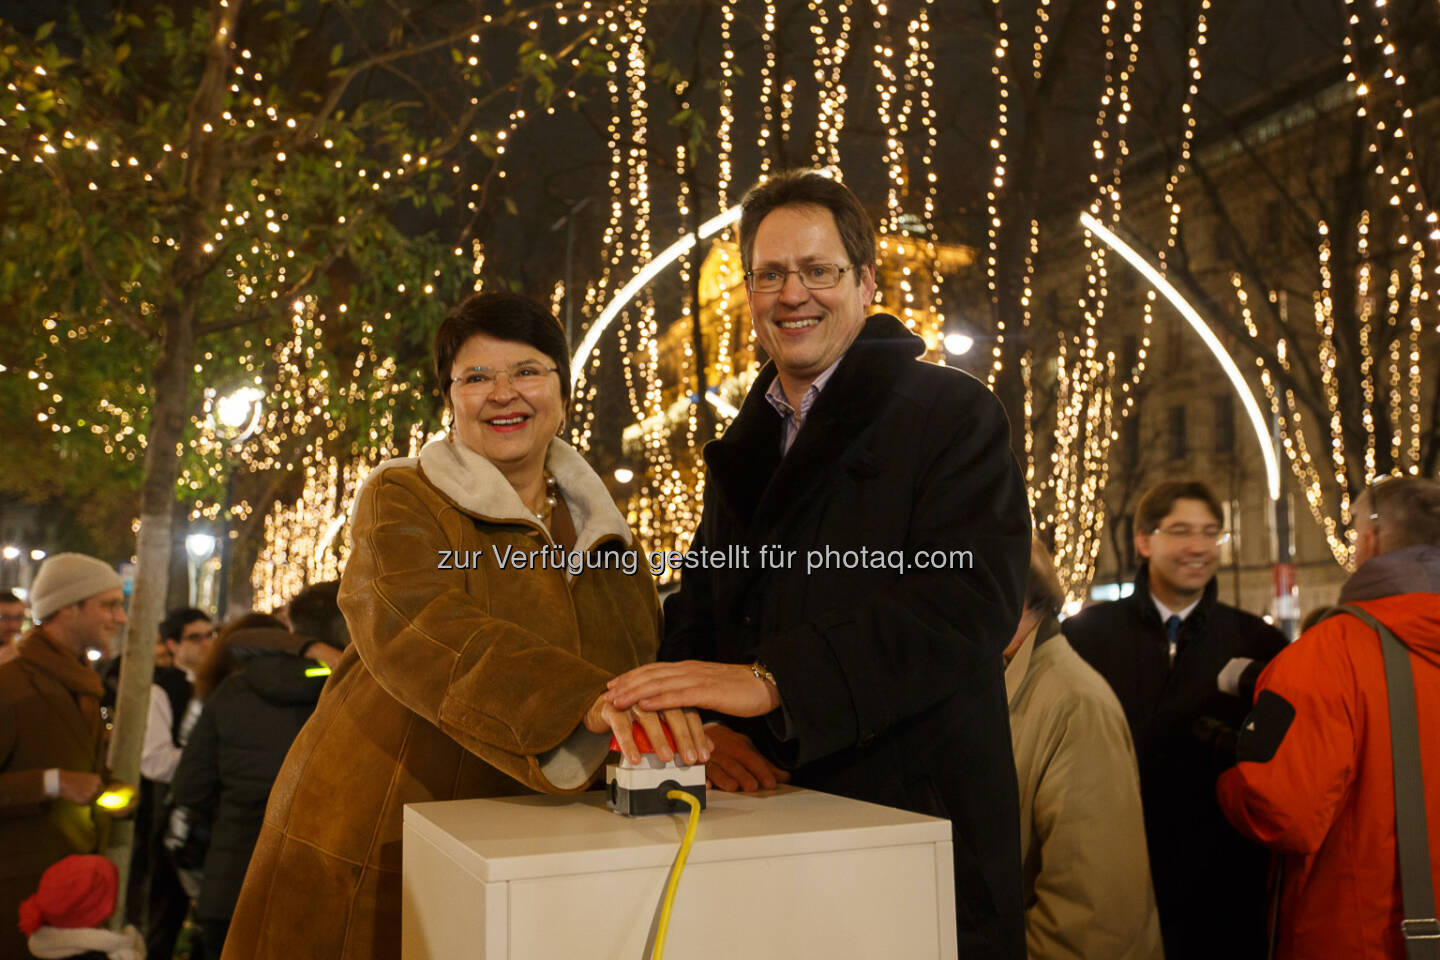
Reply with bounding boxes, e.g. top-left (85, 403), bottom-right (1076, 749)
top-left (223, 436), bottom-right (659, 959)
top-left (1006, 620), bottom-right (1165, 960)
